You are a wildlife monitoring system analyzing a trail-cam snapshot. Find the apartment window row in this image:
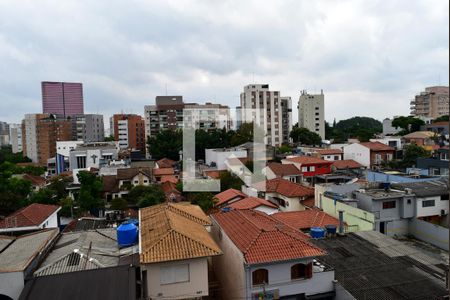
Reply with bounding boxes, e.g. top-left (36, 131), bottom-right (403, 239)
top-left (252, 263), bottom-right (313, 286)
